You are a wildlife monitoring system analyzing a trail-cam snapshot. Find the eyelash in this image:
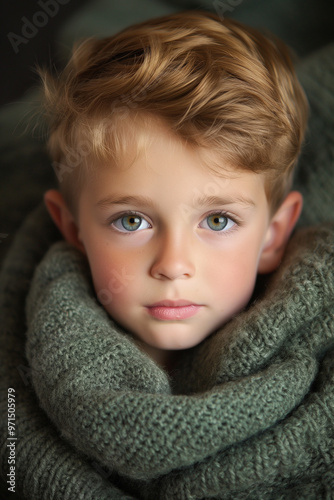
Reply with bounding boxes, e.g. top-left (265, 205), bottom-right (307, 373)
top-left (108, 210), bottom-right (241, 234)
top-left (201, 210), bottom-right (241, 233)
top-left (109, 211), bottom-right (151, 233)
